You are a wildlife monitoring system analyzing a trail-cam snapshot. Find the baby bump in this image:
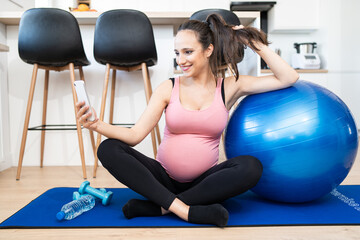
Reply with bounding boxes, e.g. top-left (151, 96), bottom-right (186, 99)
top-left (156, 134), bottom-right (219, 182)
